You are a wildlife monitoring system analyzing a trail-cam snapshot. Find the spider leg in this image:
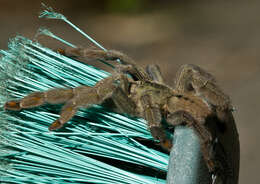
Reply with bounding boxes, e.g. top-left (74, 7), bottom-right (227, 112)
top-left (175, 64), bottom-right (231, 108)
top-left (49, 74), bottom-right (137, 130)
top-left (49, 99), bottom-right (78, 130)
top-left (145, 64), bottom-right (164, 83)
top-left (4, 88), bottom-right (75, 111)
top-left (140, 94), bottom-right (172, 151)
top-left (174, 64), bottom-right (232, 121)
top-left (59, 47), bottom-right (150, 81)
top-left (110, 87), bottom-right (137, 115)
top-left (166, 111), bottom-right (215, 173)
